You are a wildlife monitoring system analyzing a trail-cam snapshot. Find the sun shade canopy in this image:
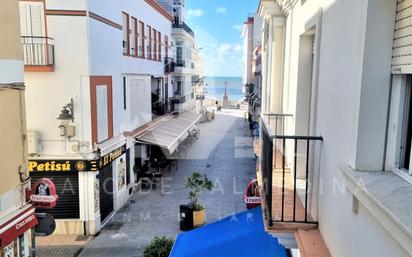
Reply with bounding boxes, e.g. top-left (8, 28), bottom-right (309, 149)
top-left (135, 111), bottom-right (201, 153)
top-left (170, 207), bottom-right (287, 257)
